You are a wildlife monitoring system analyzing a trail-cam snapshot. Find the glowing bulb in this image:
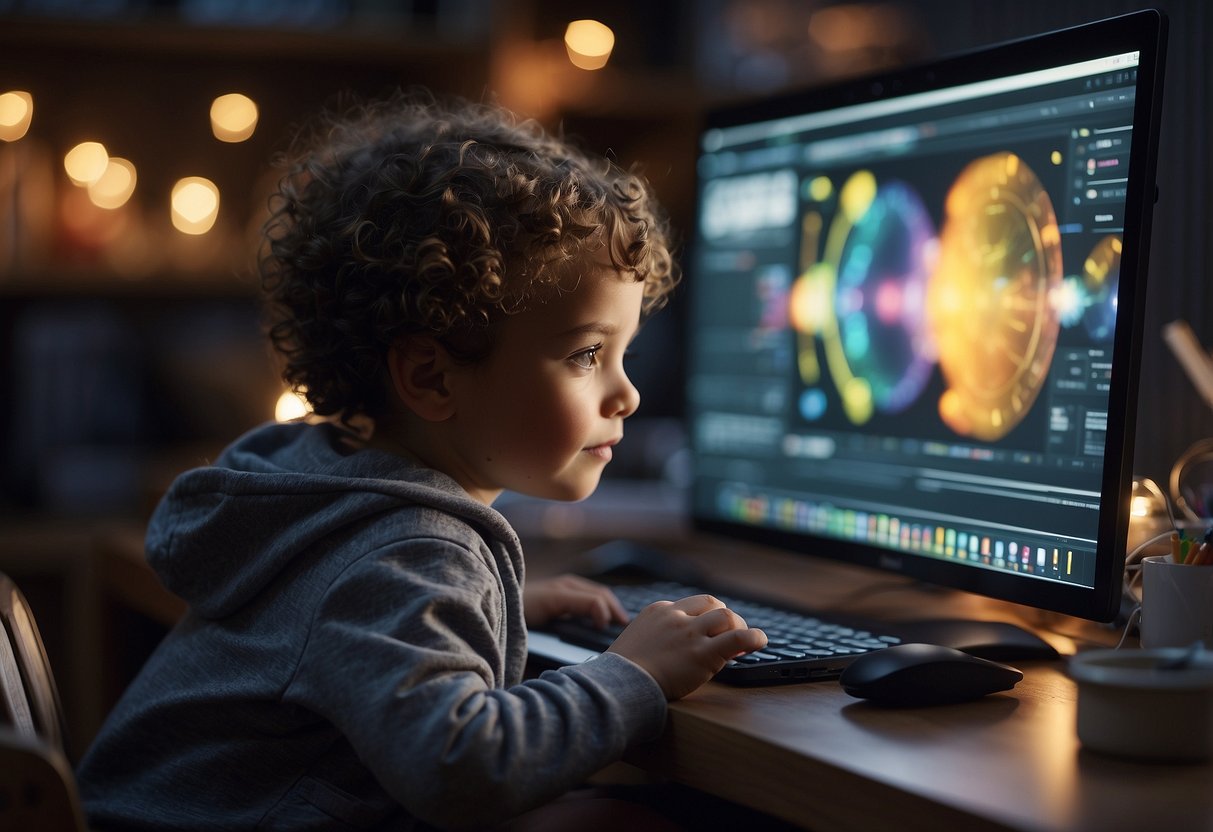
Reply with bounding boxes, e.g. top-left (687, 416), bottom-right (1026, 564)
top-left (275, 389), bottom-right (311, 422)
top-left (0, 90), bottom-right (33, 142)
top-left (171, 176), bottom-right (220, 235)
top-left (64, 141), bottom-right (109, 185)
top-left (210, 93), bottom-right (259, 143)
top-left (564, 19), bottom-right (615, 70)
top-left (87, 157), bottom-right (137, 209)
